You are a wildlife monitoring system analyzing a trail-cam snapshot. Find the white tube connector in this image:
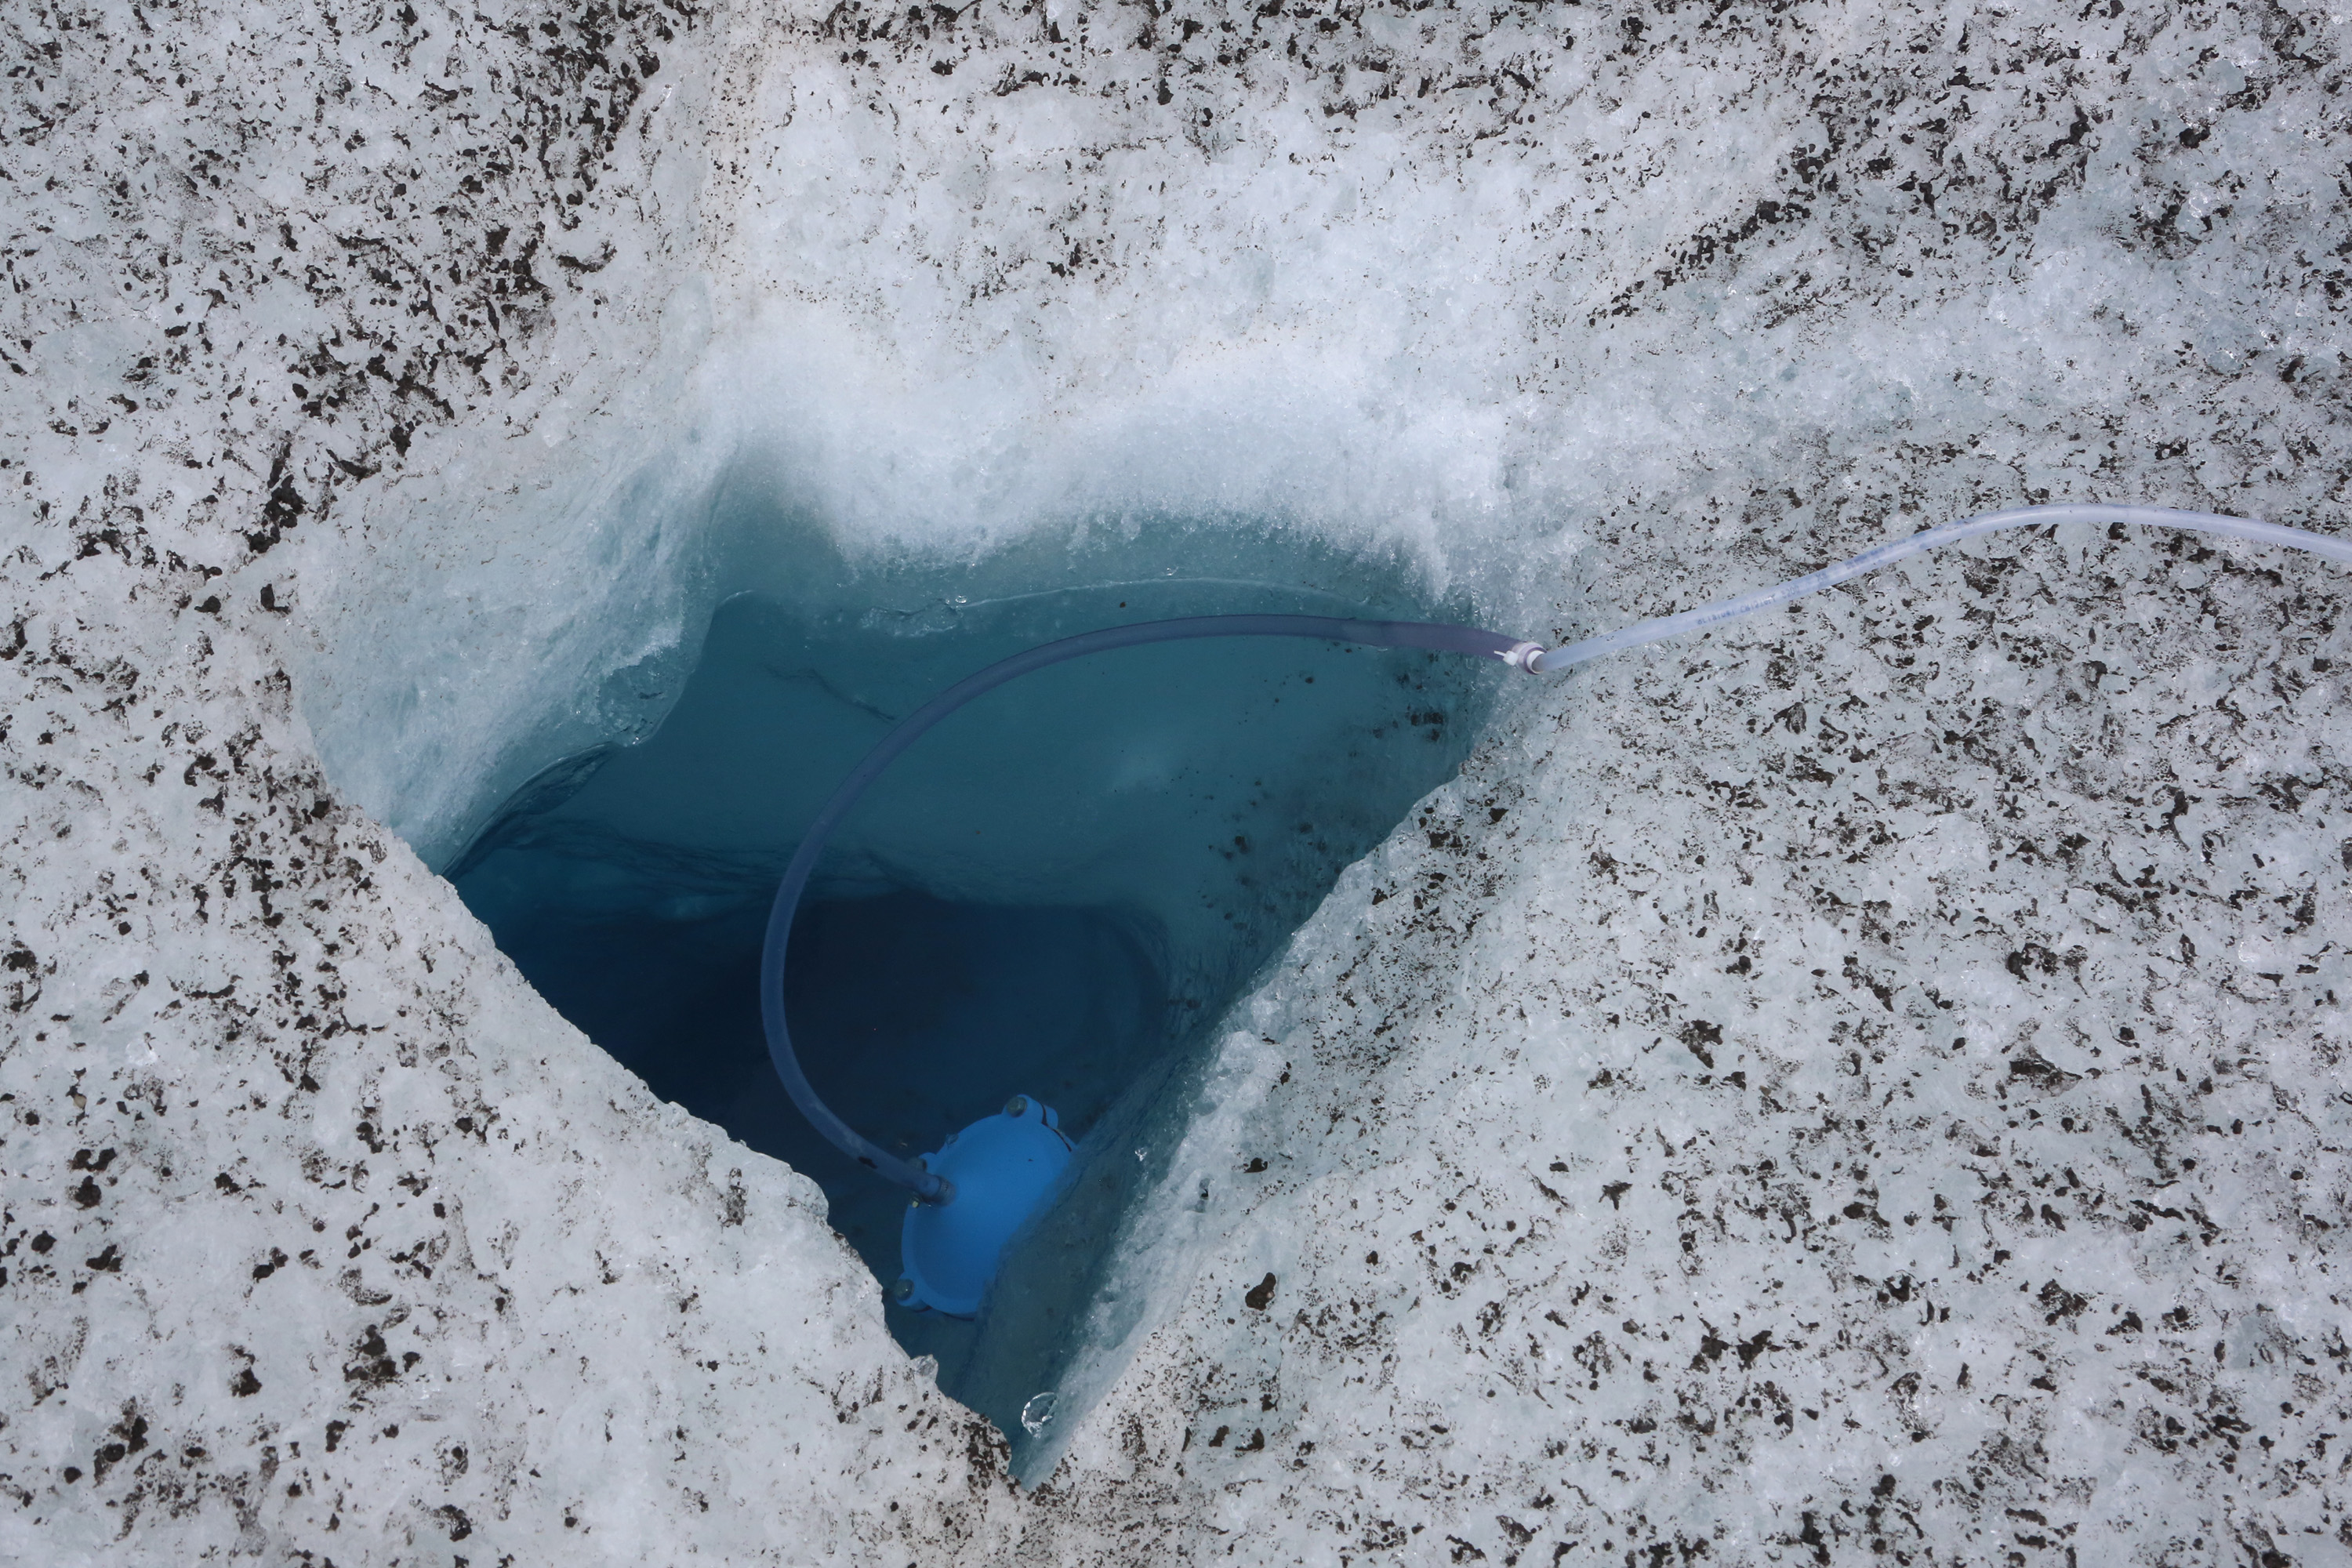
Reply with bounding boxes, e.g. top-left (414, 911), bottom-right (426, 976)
top-left (1526, 504), bottom-right (2352, 676)
top-left (1497, 640), bottom-right (1547, 671)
